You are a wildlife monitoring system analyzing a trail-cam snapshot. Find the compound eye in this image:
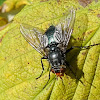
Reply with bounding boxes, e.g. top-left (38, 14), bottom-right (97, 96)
top-left (41, 35), bottom-right (48, 47)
